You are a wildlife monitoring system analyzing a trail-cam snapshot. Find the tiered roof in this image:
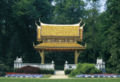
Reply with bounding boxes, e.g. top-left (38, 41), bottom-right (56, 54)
top-left (41, 23), bottom-right (80, 37)
top-left (34, 42), bottom-right (85, 50)
top-left (35, 22), bottom-right (85, 50)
